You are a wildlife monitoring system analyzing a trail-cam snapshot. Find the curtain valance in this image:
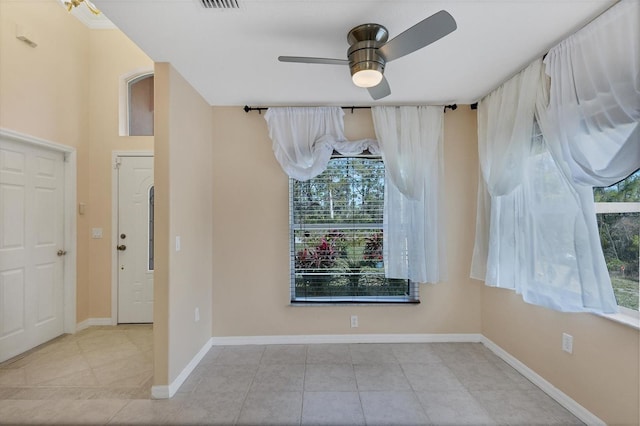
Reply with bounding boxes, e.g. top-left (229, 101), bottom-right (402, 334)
top-left (264, 107), bottom-right (379, 181)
